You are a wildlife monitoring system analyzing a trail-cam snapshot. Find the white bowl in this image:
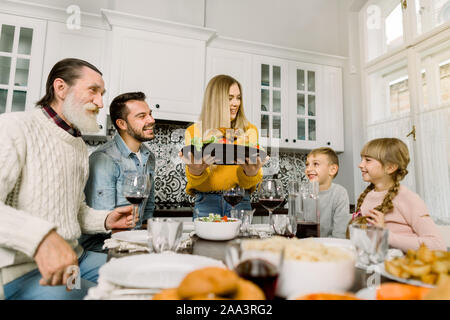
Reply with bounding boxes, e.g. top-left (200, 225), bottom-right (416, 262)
top-left (194, 219), bottom-right (241, 241)
top-left (276, 253), bottom-right (356, 298)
